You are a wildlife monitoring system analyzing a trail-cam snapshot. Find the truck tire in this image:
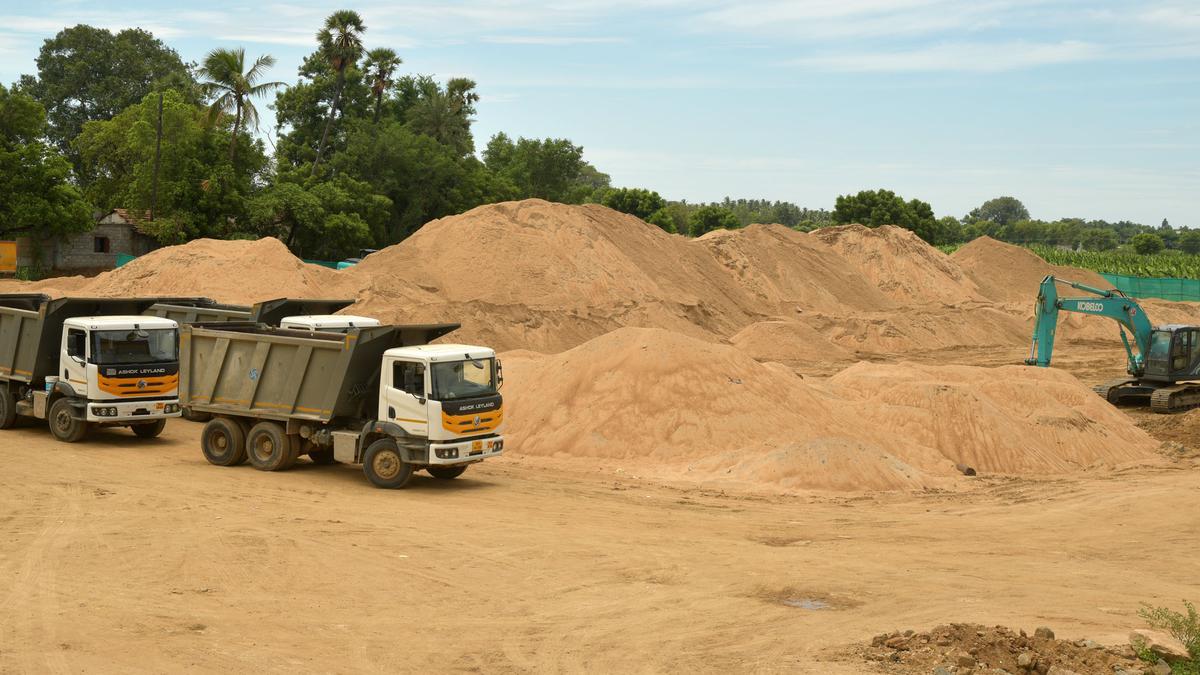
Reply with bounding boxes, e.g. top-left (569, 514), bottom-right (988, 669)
top-left (201, 417), bottom-right (247, 466)
top-left (363, 438), bottom-right (414, 489)
top-left (48, 397), bottom-right (88, 443)
top-left (247, 421), bottom-right (292, 471)
top-left (308, 444), bottom-right (336, 465)
top-left (280, 434), bottom-right (302, 471)
top-left (131, 419), bottom-right (167, 438)
top-left (0, 387), bottom-right (16, 429)
top-left (428, 465), bottom-right (467, 480)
